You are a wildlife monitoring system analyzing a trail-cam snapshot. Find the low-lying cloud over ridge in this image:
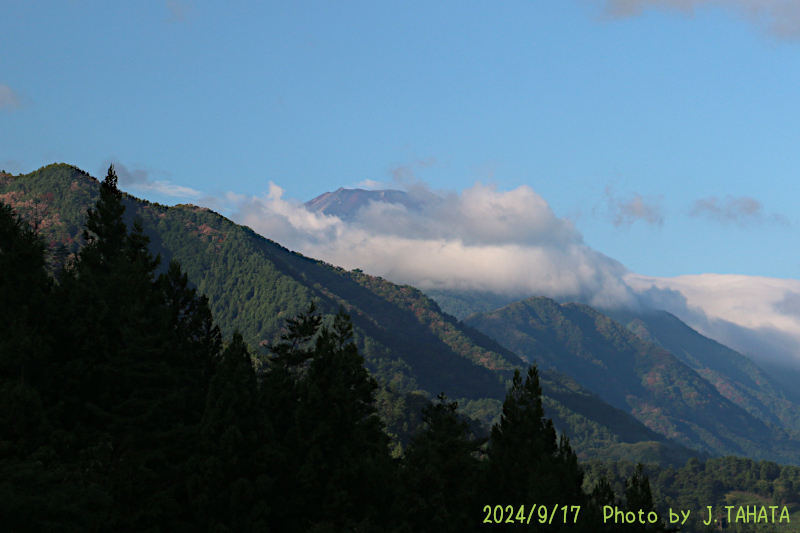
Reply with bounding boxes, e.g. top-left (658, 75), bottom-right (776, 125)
top-left (231, 182), bottom-right (642, 310)
top-left (626, 273), bottom-right (800, 368)
top-left (197, 178), bottom-right (800, 368)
